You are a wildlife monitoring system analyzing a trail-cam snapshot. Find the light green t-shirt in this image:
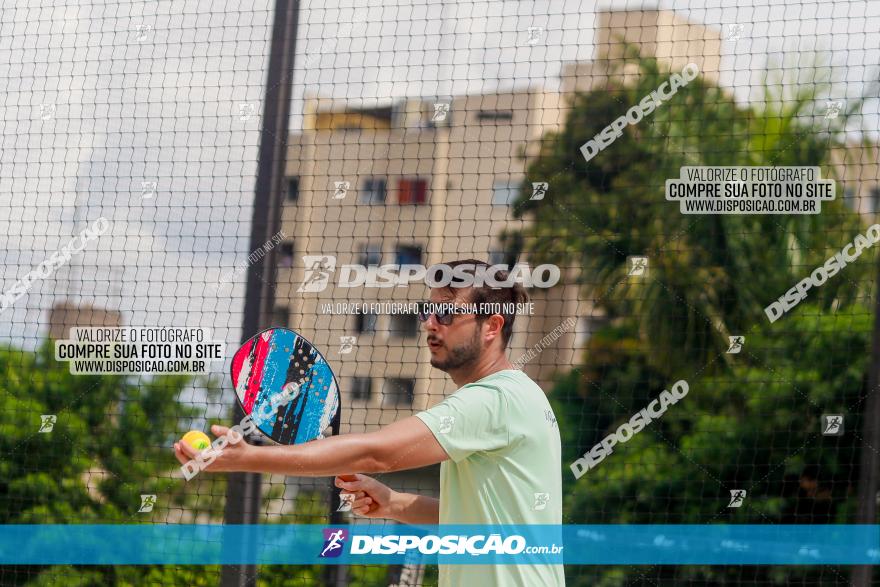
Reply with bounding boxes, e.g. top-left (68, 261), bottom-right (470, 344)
top-left (415, 369), bottom-right (565, 587)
